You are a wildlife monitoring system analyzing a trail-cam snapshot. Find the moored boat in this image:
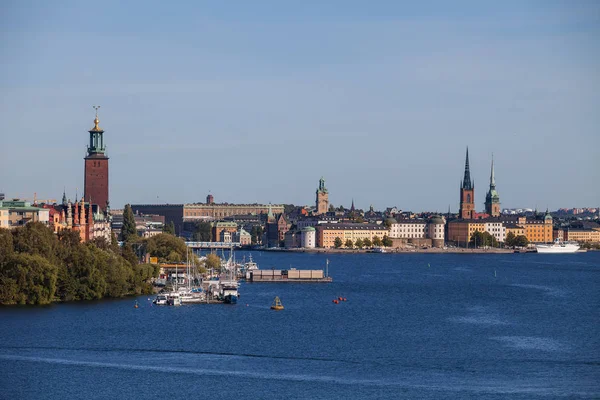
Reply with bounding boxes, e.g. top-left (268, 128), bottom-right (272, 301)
top-left (536, 239), bottom-right (580, 254)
